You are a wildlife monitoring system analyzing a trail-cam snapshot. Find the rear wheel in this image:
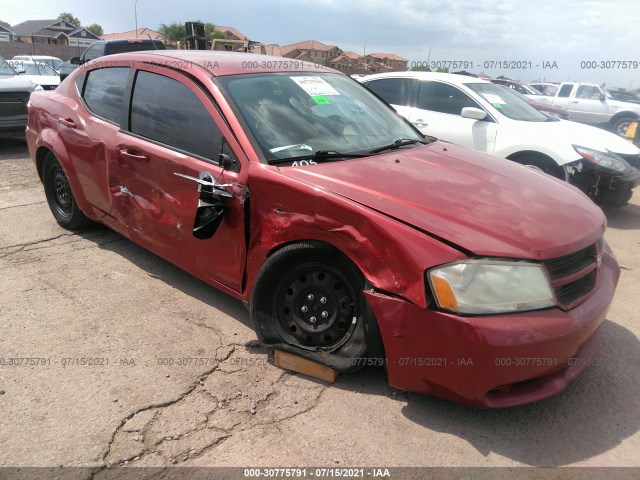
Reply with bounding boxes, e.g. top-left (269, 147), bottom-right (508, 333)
top-left (250, 242), bottom-right (383, 371)
top-left (42, 152), bottom-right (91, 230)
